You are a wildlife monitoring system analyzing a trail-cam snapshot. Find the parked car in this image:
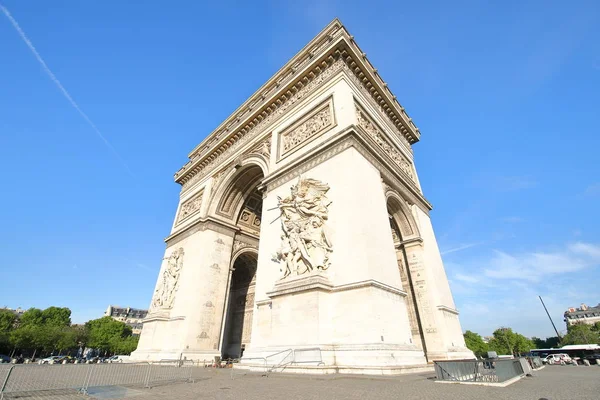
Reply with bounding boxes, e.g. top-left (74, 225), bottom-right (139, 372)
top-left (543, 354), bottom-right (572, 365)
top-left (39, 356), bottom-right (68, 365)
top-left (39, 356), bottom-right (60, 364)
top-left (0, 354), bottom-right (11, 363)
top-left (107, 355), bottom-right (130, 363)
